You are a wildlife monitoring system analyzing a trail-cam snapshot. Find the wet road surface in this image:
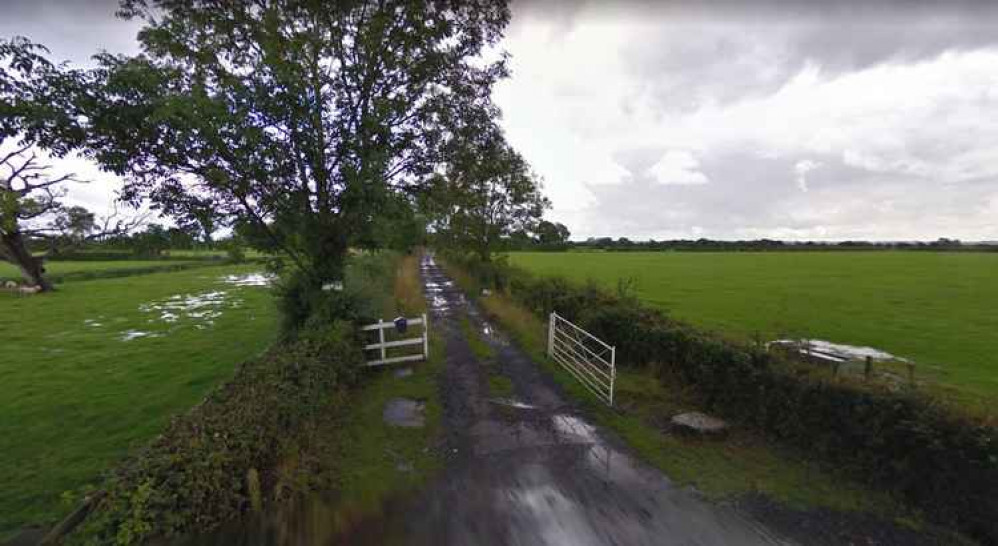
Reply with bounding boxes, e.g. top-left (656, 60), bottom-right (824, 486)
top-left (353, 254), bottom-right (791, 545)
